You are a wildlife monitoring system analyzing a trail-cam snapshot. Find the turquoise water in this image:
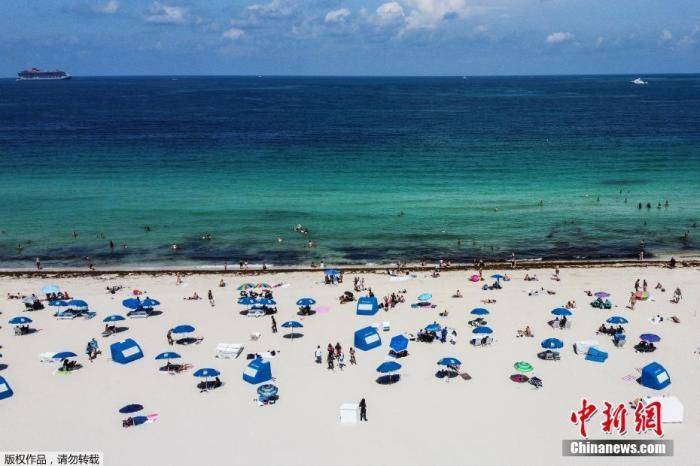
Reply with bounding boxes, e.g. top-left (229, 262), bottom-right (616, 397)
top-left (0, 75), bottom-right (699, 266)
